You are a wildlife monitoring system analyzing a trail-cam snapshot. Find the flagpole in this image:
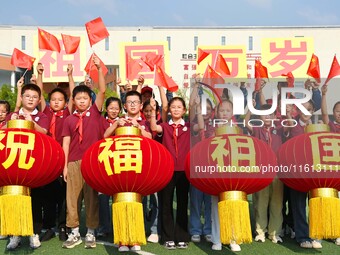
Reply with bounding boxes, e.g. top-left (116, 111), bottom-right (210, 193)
top-left (152, 66), bottom-right (156, 99)
top-left (21, 69), bottom-right (29, 78)
top-left (214, 50), bottom-right (219, 69)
